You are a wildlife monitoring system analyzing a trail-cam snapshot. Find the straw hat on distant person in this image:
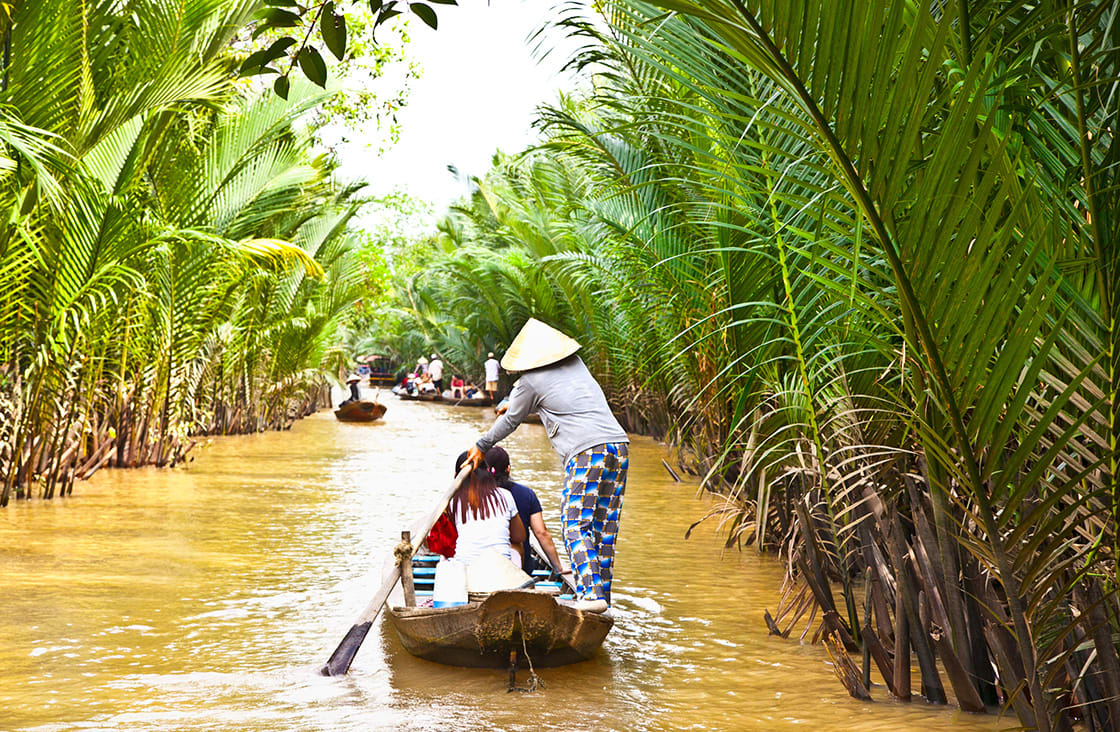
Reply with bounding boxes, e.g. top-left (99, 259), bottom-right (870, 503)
top-left (346, 374), bottom-right (361, 383)
top-left (500, 318), bottom-right (581, 372)
top-left (418, 356), bottom-right (428, 365)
